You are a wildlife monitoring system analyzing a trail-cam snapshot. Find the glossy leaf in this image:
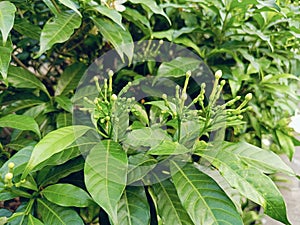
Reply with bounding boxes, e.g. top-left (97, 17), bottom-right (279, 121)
top-left (58, 0), bottom-right (81, 17)
top-left (55, 62), bottom-right (87, 96)
top-left (13, 19), bottom-right (41, 40)
top-left (36, 12), bottom-right (81, 57)
top-left (37, 199), bottom-right (84, 225)
top-left (8, 66), bottom-right (49, 96)
top-left (2, 99), bottom-right (44, 114)
top-left (0, 114), bottom-right (40, 138)
top-left (28, 215), bottom-right (44, 225)
top-left (92, 17), bottom-right (133, 62)
top-left (22, 125), bottom-right (92, 179)
top-left (0, 1), bottom-right (16, 44)
top-left (129, 0), bottom-right (171, 25)
top-left (42, 183), bottom-right (92, 207)
top-left (195, 146), bottom-right (291, 224)
top-left (56, 112), bottom-right (72, 128)
top-left (131, 103), bottom-right (149, 126)
top-left (84, 140), bottom-right (128, 224)
top-left (123, 127), bottom-right (171, 148)
top-left (0, 40), bottom-right (12, 81)
top-left (93, 5), bottom-right (124, 30)
top-left (117, 187), bottom-right (150, 225)
top-left (148, 140), bottom-right (190, 155)
top-left (42, 0), bottom-right (59, 15)
top-left (171, 162), bottom-right (243, 225)
top-left (152, 178), bottom-right (193, 225)
top-left (55, 95), bottom-right (72, 112)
